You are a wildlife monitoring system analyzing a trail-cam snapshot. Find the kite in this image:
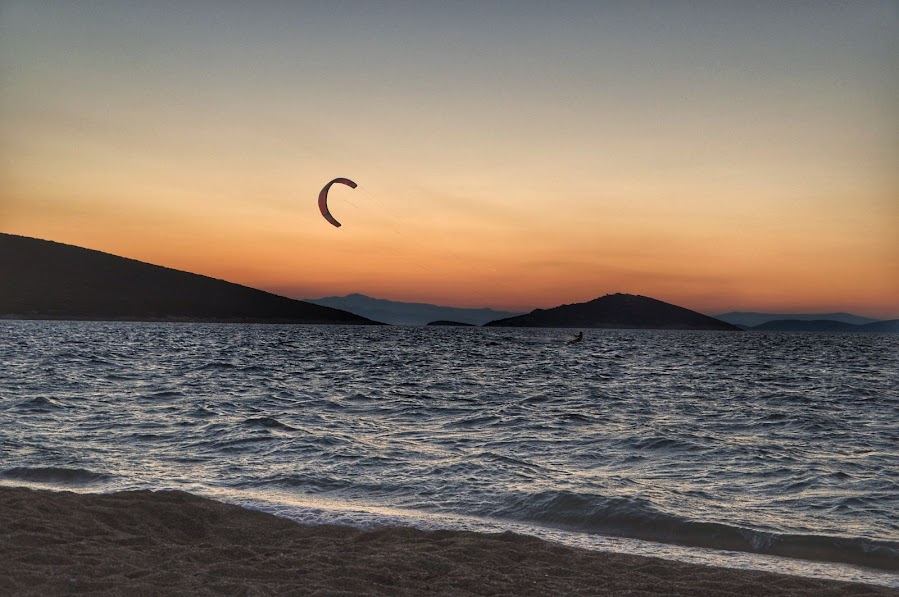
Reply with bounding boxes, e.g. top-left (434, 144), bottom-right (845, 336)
top-left (318, 177), bottom-right (357, 228)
